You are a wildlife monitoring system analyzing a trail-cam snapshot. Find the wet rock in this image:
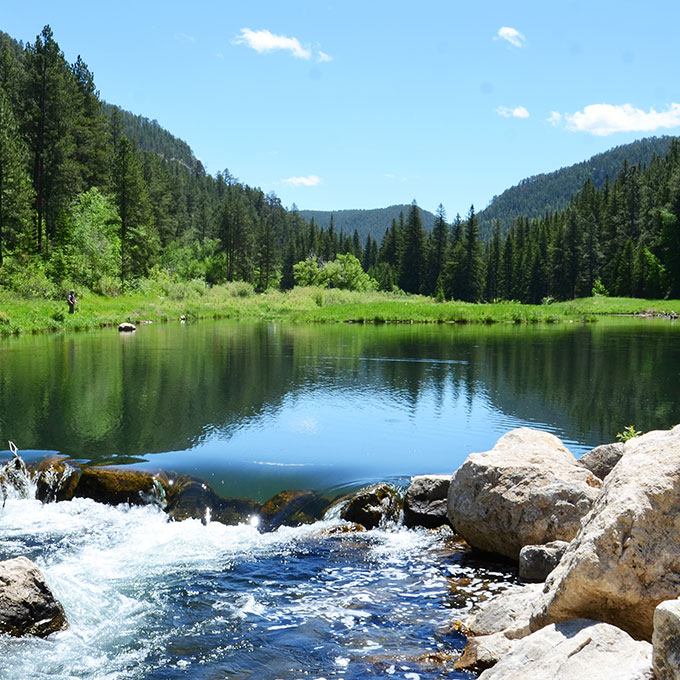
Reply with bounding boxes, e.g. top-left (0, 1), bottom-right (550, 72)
top-left (310, 522), bottom-right (366, 538)
top-left (403, 474), bottom-right (451, 528)
top-left (258, 489), bottom-right (331, 532)
top-left (118, 322), bottom-right (136, 332)
top-left (531, 425), bottom-right (680, 641)
top-left (73, 467), bottom-right (163, 506)
top-left (447, 428), bottom-right (601, 559)
top-left (518, 540), bottom-right (569, 582)
top-left (0, 455), bottom-right (33, 502)
top-left (161, 472), bottom-right (260, 526)
top-left (653, 599), bottom-right (680, 679)
top-left (0, 557), bottom-right (68, 637)
top-left (577, 442), bottom-right (624, 480)
top-left (32, 456), bottom-right (81, 503)
top-left (340, 483), bottom-right (402, 530)
top-left (477, 619), bottom-right (653, 680)
top-left (455, 631), bottom-right (516, 673)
